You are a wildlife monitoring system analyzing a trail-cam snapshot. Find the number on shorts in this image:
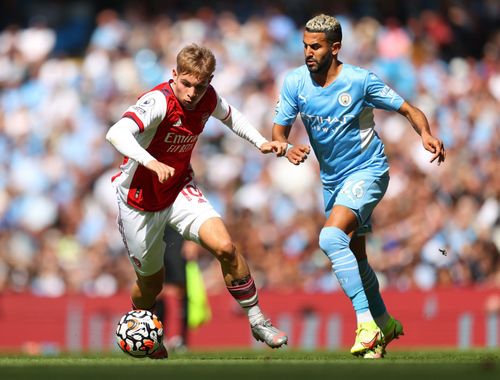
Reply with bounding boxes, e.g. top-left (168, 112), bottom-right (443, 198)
top-left (181, 184), bottom-right (207, 203)
top-left (341, 180), bottom-right (365, 199)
